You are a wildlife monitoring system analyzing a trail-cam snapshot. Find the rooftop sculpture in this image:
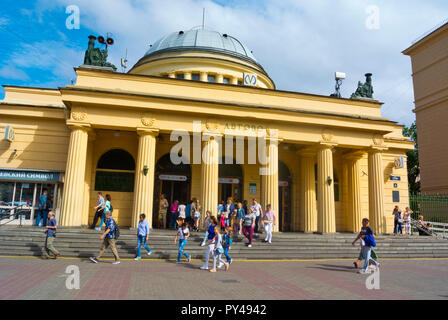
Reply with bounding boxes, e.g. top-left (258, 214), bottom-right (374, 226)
top-left (351, 73), bottom-right (374, 99)
top-left (83, 35), bottom-right (117, 71)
